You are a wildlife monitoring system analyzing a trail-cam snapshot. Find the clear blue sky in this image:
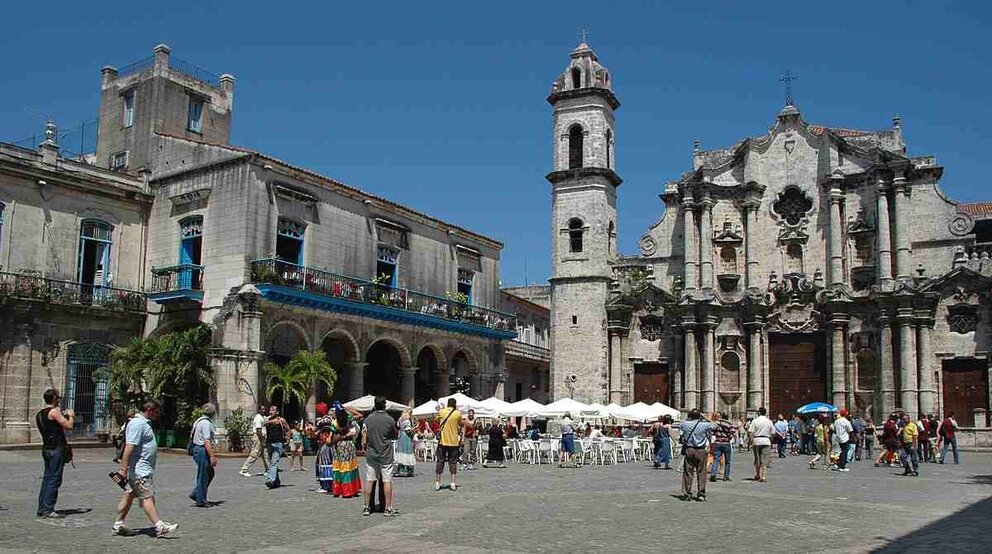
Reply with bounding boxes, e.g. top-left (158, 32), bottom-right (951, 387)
top-left (2, 1), bottom-right (989, 287)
